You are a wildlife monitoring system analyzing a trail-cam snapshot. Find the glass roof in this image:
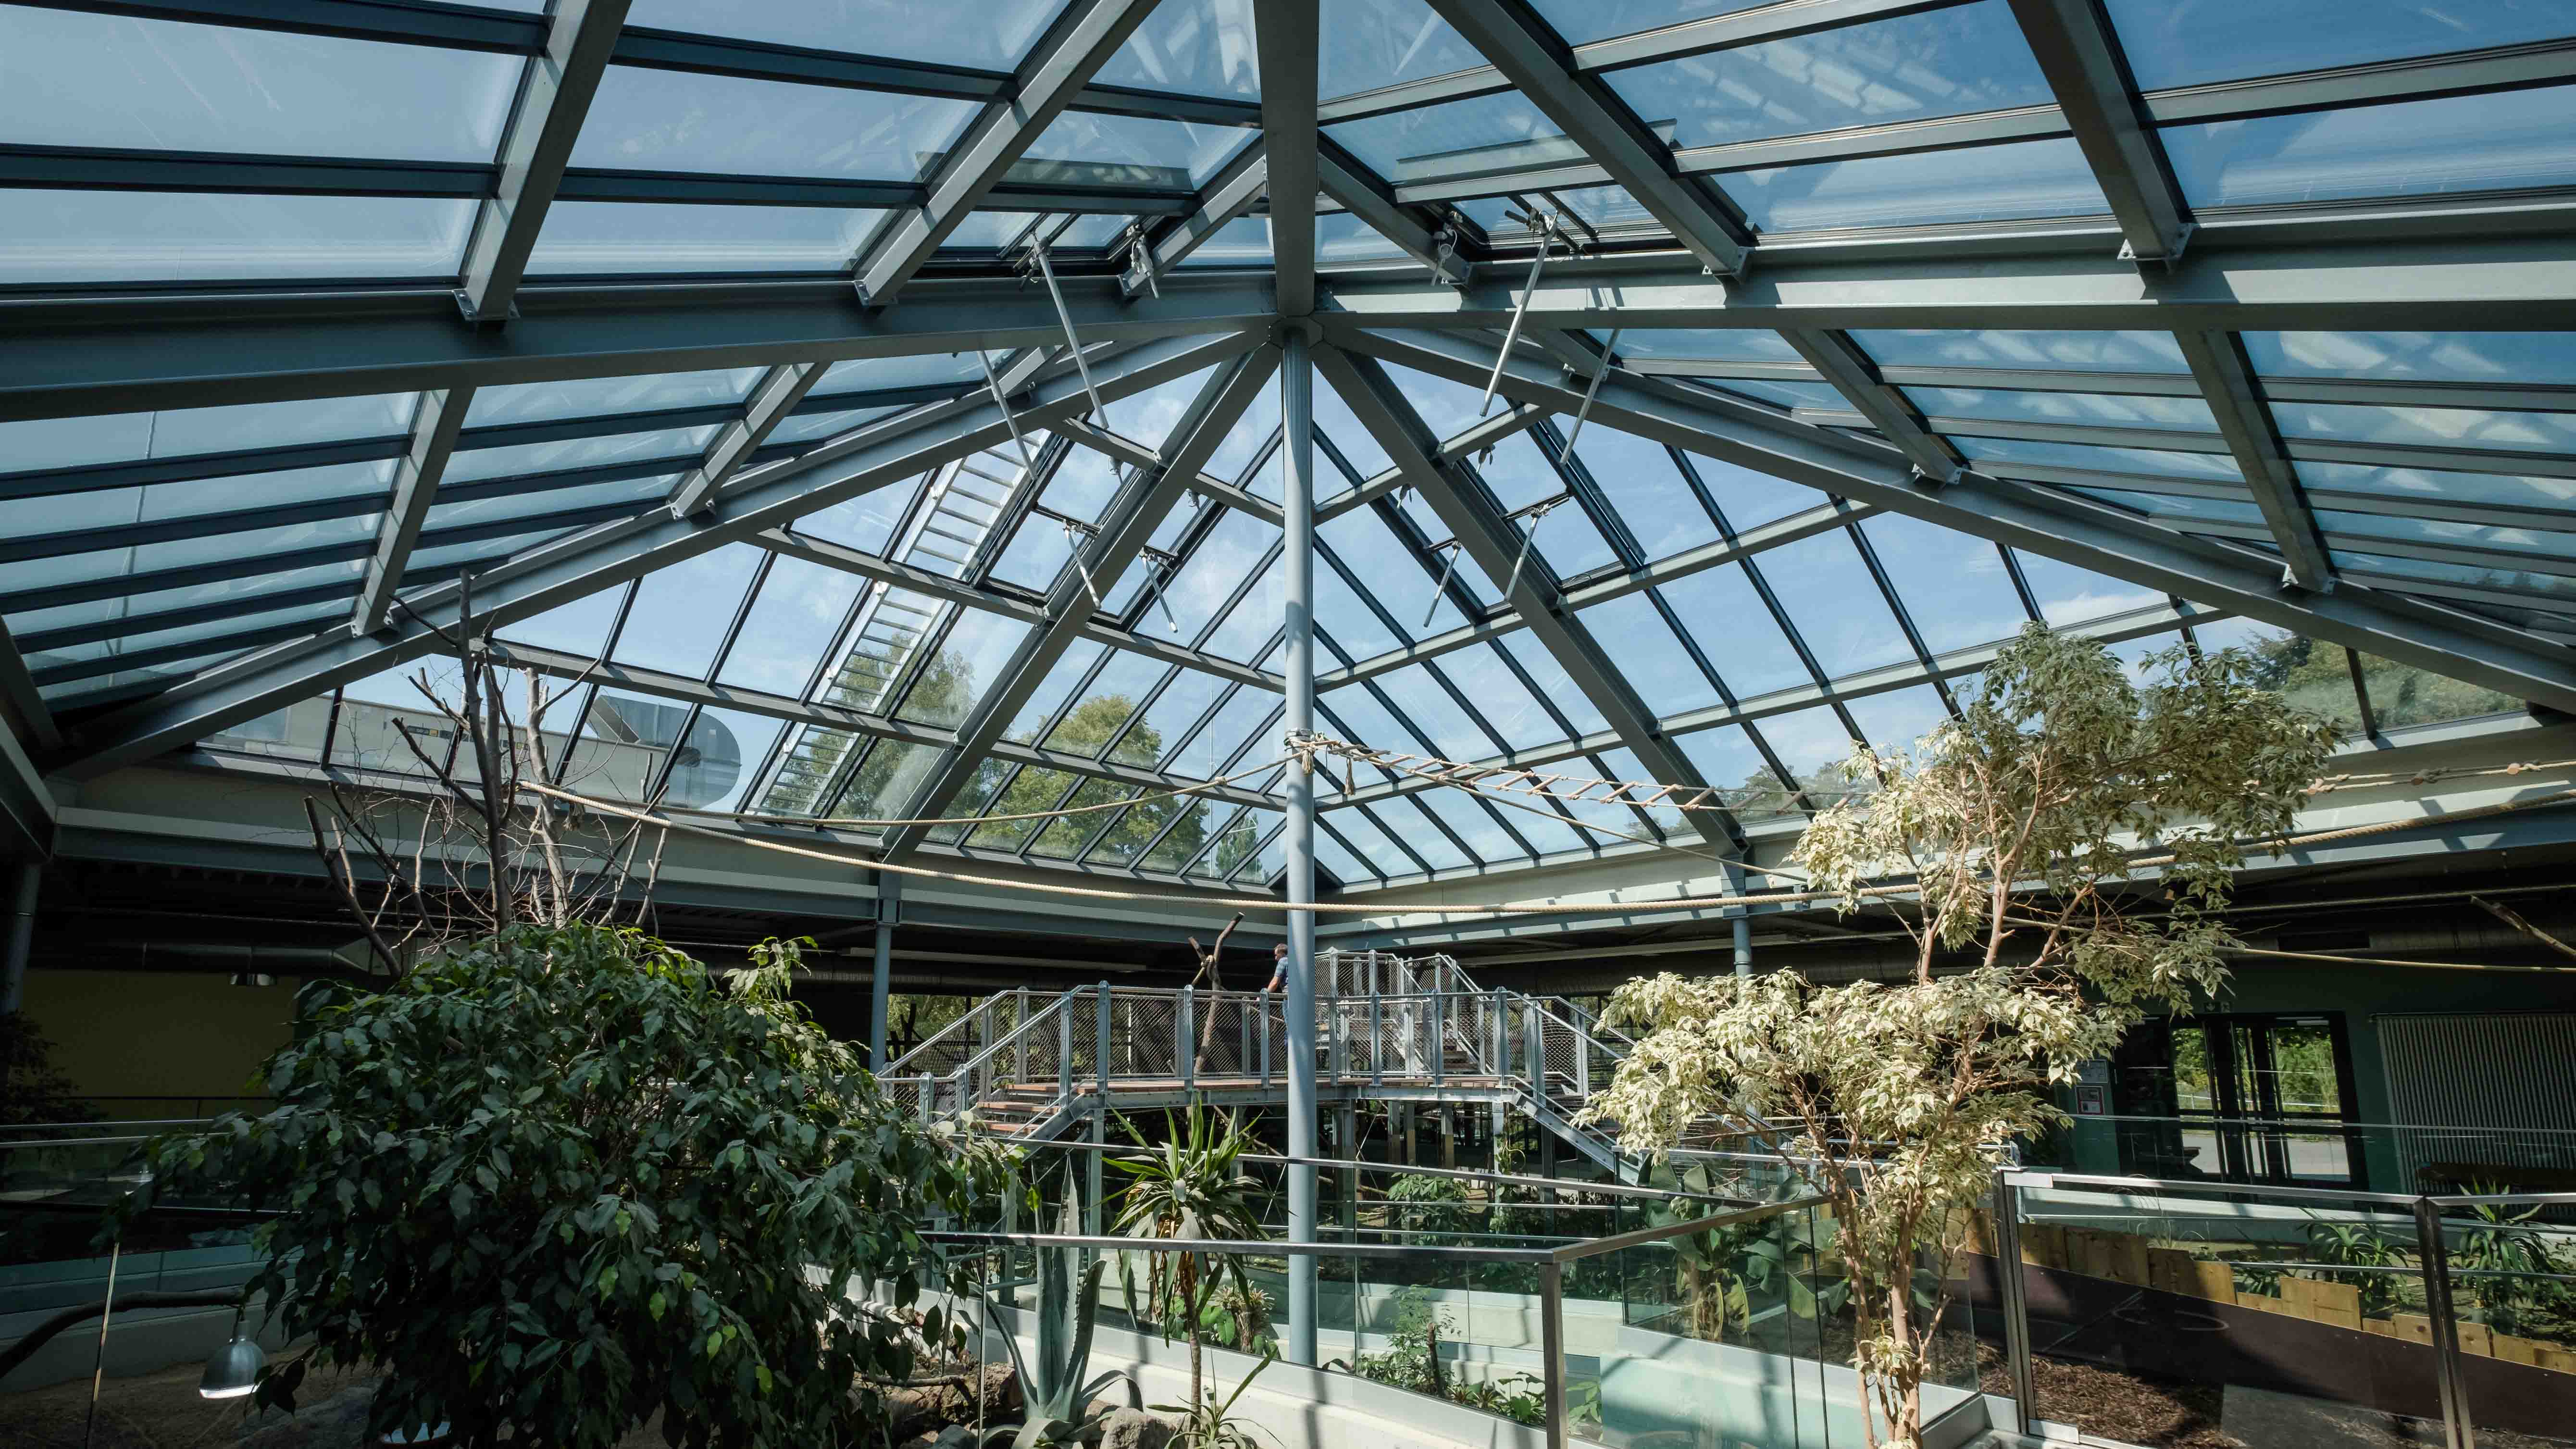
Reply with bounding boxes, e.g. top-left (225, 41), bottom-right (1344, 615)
top-left (8, 0), bottom-right (2563, 895)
